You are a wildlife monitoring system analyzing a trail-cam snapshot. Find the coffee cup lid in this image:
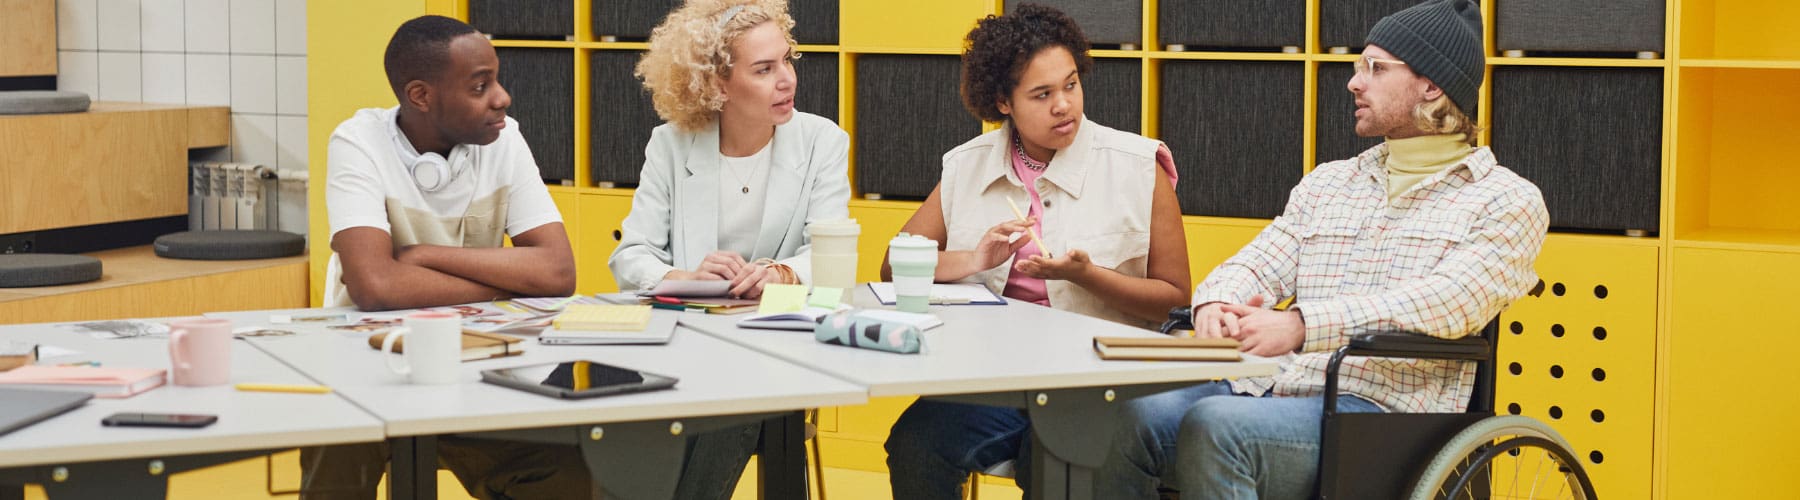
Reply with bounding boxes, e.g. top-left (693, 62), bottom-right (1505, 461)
top-left (889, 234), bottom-right (937, 249)
top-left (807, 218), bottom-right (860, 236)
